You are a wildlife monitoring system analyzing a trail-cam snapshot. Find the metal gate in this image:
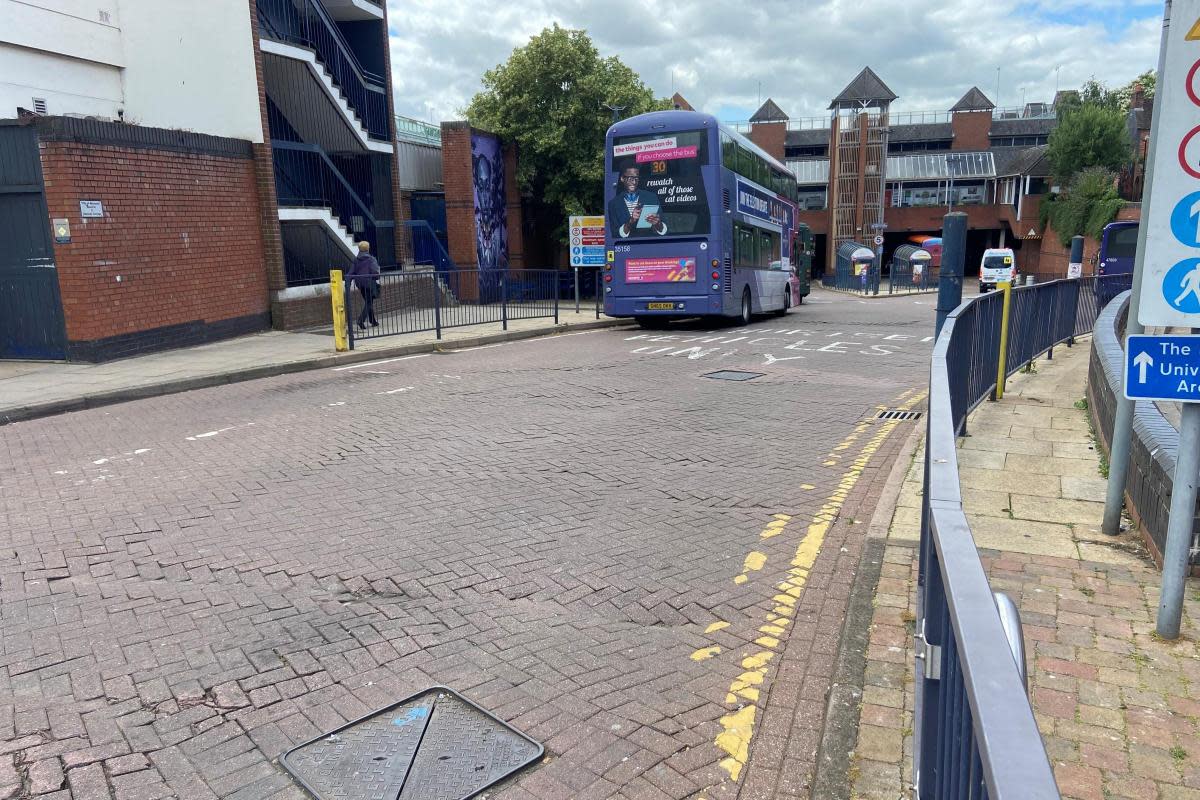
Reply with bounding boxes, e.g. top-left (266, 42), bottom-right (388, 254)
top-left (0, 123), bottom-right (67, 360)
